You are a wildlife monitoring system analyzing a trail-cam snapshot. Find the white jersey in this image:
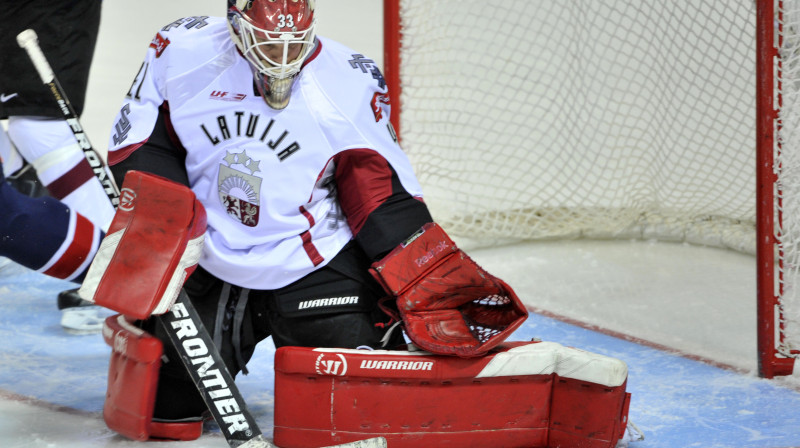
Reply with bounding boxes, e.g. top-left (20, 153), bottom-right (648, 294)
top-left (107, 16), bottom-right (423, 290)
